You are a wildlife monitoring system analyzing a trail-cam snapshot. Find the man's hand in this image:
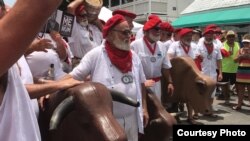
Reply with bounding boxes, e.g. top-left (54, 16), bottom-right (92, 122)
top-left (143, 109), bottom-right (149, 128)
top-left (167, 83), bottom-right (174, 96)
top-left (25, 38), bottom-right (53, 56)
top-left (144, 79), bottom-right (156, 87)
